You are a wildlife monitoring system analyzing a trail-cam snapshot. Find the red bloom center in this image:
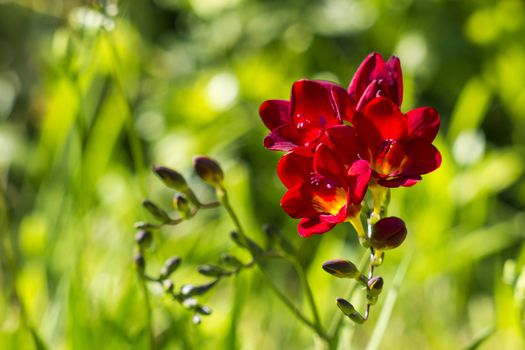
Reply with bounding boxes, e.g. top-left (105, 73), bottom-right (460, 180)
top-left (371, 139), bottom-right (408, 177)
top-left (308, 175), bottom-right (347, 216)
